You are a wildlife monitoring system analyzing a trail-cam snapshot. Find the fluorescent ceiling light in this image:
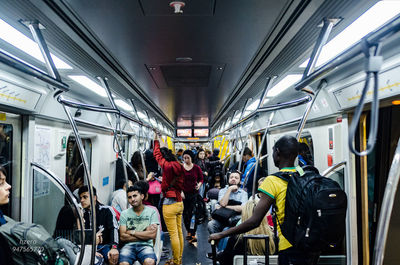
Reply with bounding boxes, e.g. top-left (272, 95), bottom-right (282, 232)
top-left (267, 74), bottom-right (302, 97)
top-left (137, 111), bottom-right (148, 121)
top-left (231, 111), bottom-right (241, 124)
top-left (150, 118), bottom-right (157, 126)
top-left (300, 1), bottom-right (400, 68)
top-left (68, 75), bottom-right (107, 97)
top-left (0, 18), bottom-right (72, 69)
top-left (115, 99), bottom-right (133, 111)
